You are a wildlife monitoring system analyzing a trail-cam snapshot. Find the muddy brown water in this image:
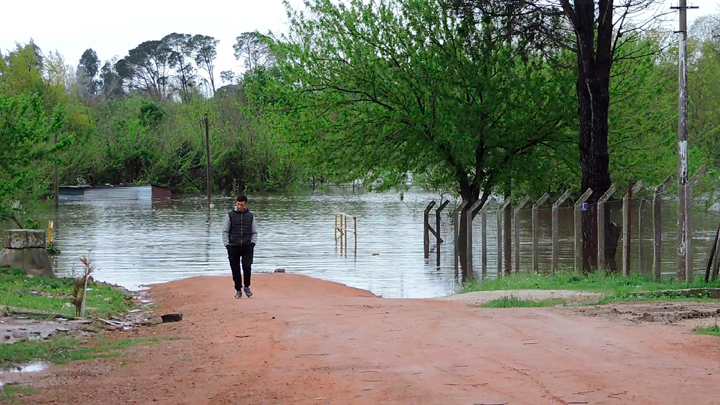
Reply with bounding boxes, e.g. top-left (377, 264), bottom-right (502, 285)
top-left (44, 187), bottom-right (720, 298)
